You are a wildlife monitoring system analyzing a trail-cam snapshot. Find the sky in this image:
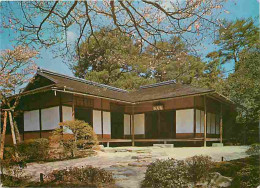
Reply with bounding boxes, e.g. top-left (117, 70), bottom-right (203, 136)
top-left (0, 0), bottom-right (259, 77)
